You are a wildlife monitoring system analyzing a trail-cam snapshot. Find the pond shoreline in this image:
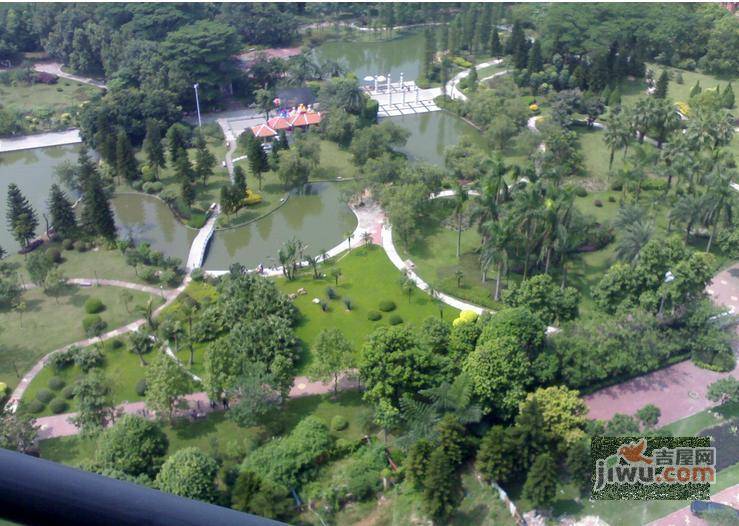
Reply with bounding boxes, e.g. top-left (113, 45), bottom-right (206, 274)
top-left (0, 129), bottom-right (81, 153)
